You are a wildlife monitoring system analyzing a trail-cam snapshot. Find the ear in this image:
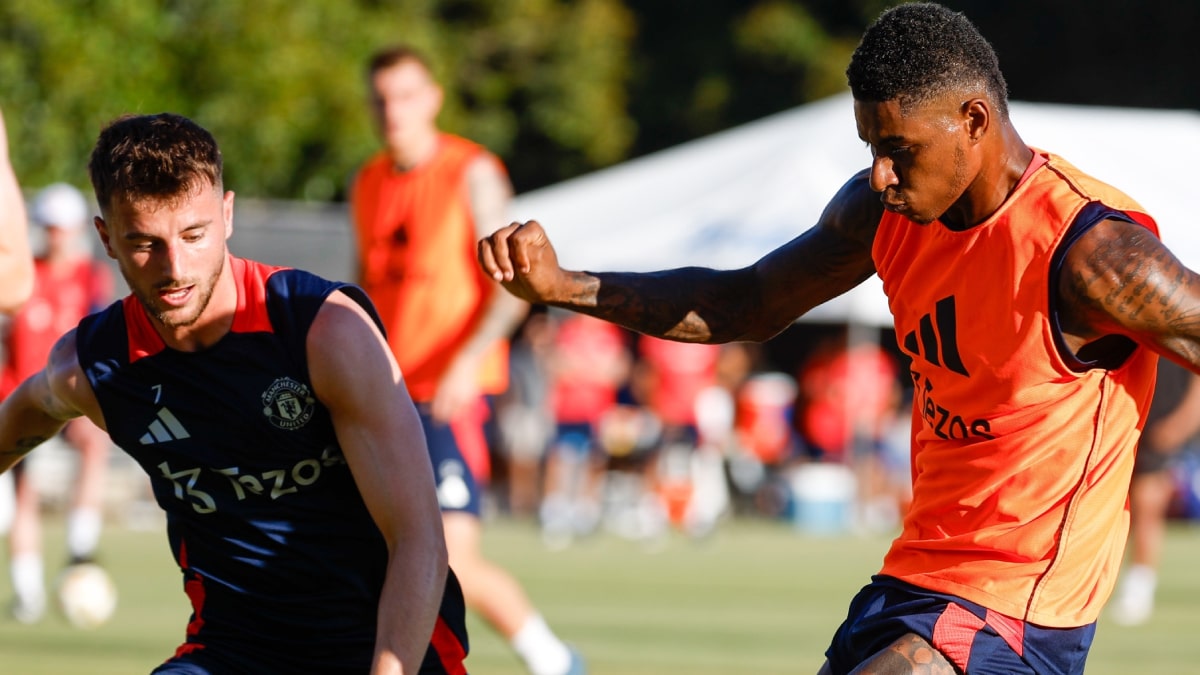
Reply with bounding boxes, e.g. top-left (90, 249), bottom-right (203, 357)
top-left (962, 98), bottom-right (990, 143)
top-left (93, 215), bottom-right (116, 259)
top-left (222, 190), bottom-right (235, 240)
